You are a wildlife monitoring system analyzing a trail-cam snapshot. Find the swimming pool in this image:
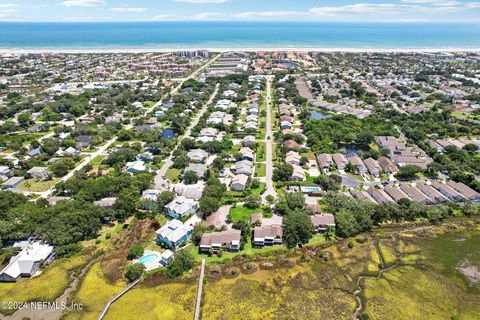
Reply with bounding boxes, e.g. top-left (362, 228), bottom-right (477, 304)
top-left (301, 186), bottom-right (322, 193)
top-left (138, 253), bottom-right (159, 264)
